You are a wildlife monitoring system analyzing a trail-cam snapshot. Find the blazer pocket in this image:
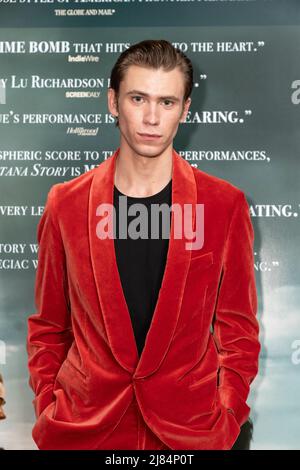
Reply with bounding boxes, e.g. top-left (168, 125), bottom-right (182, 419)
top-left (33, 384), bottom-right (55, 418)
top-left (54, 357), bottom-right (88, 401)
